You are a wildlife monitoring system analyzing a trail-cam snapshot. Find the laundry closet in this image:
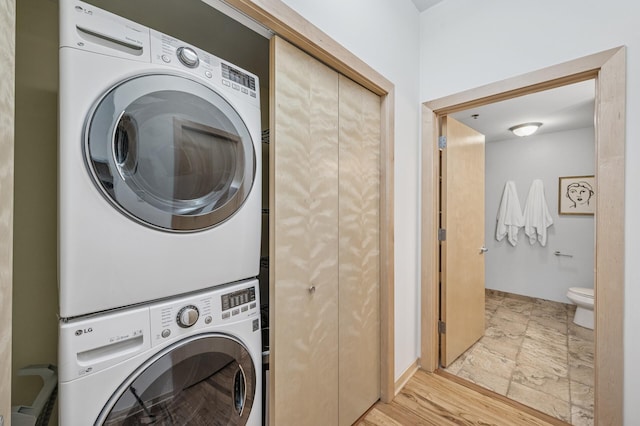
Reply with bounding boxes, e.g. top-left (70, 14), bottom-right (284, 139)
top-left (13, 0), bottom-right (385, 424)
